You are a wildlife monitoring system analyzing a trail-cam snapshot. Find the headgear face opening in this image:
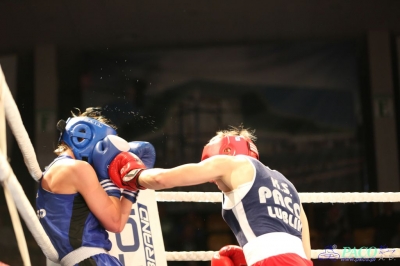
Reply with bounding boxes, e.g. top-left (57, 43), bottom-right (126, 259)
top-left (201, 136), bottom-right (259, 161)
top-left (59, 117), bottom-right (117, 164)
